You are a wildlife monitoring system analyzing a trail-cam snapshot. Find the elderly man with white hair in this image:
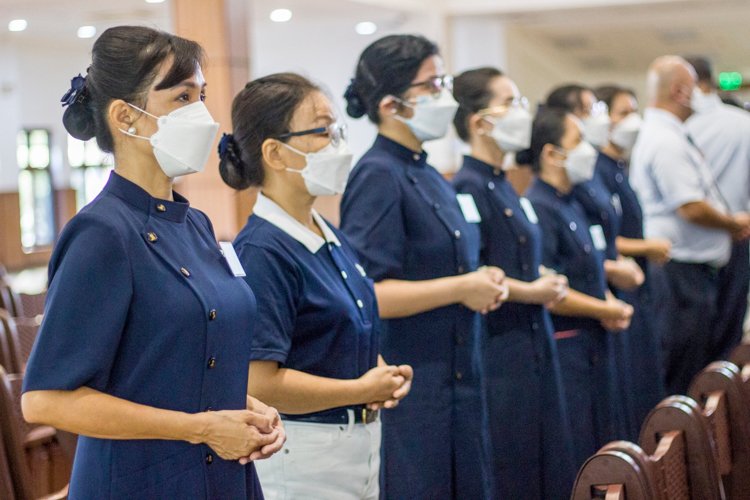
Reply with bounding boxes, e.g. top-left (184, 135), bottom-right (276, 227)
top-left (629, 56), bottom-right (750, 395)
